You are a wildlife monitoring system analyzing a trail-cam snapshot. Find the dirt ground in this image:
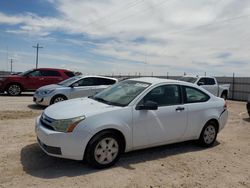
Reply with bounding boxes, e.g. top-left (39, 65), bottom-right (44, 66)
top-left (0, 93), bottom-right (249, 188)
